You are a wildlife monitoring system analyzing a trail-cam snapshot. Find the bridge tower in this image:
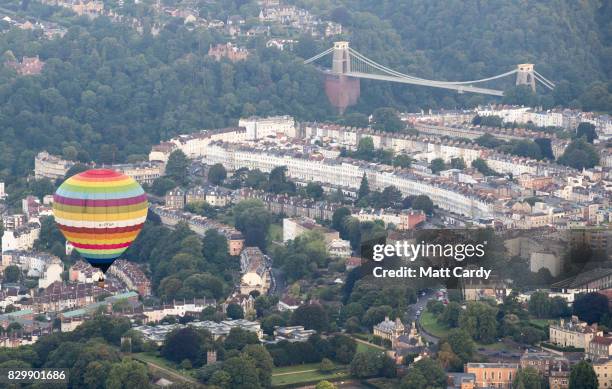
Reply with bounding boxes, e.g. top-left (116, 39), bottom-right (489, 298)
top-left (331, 41), bottom-right (351, 74)
top-left (325, 41), bottom-right (360, 114)
top-left (516, 64), bottom-right (536, 92)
